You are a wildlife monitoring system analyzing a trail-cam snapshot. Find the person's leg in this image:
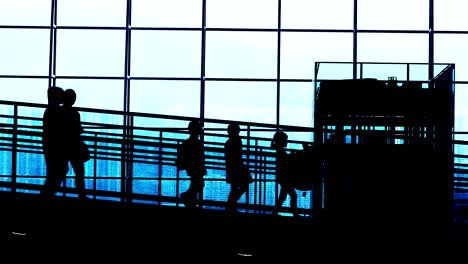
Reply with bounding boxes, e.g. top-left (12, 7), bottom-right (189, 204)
top-left (41, 174), bottom-right (58, 200)
top-left (41, 157), bottom-right (68, 200)
top-left (233, 183), bottom-right (249, 207)
top-left (274, 186), bottom-right (288, 215)
top-left (55, 158), bottom-right (69, 196)
top-left (180, 186), bottom-right (192, 207)
top-left (181, 177), bottom-right (199, 208)
top-left (277, 187), bottom-right (287, 206)
top-left (226, 184), bottom-right (236, 212)
top-left (237, 183), bottom-right (249, 200)
top-left (41, 156), bottom-right (56, 199)
top-left (288, 187), bottom-right (299, 217)
top-left (192, 177), bottom-right (205, 208)
top-left (70, 159), bottom-right (86, 198)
